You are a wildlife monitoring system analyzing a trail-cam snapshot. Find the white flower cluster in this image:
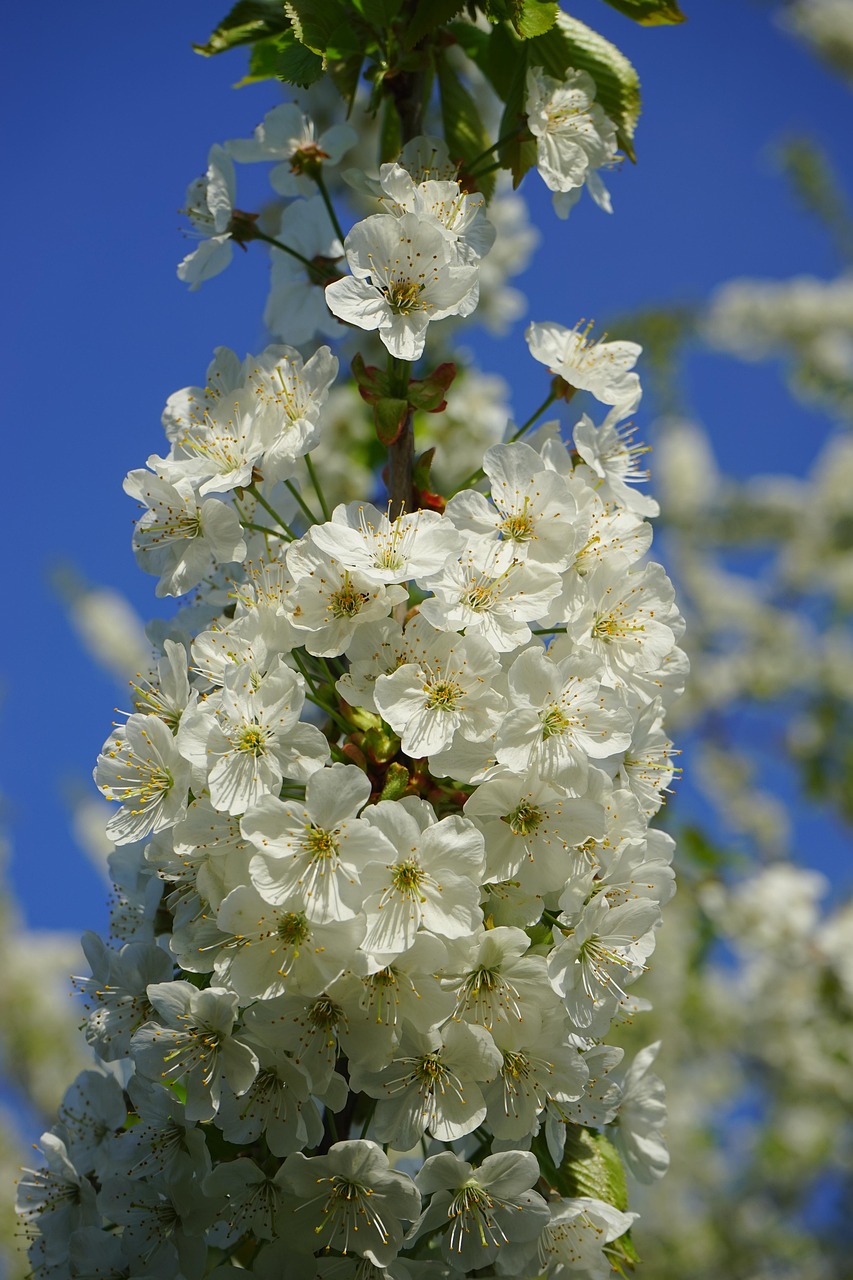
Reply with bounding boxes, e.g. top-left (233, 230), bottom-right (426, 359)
top-left (20, 122), bottom-right (683, 1280)
top-left (704, 273), bottom-right (853, 419)
top-left (779, 0), bottom-right (853, 84)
